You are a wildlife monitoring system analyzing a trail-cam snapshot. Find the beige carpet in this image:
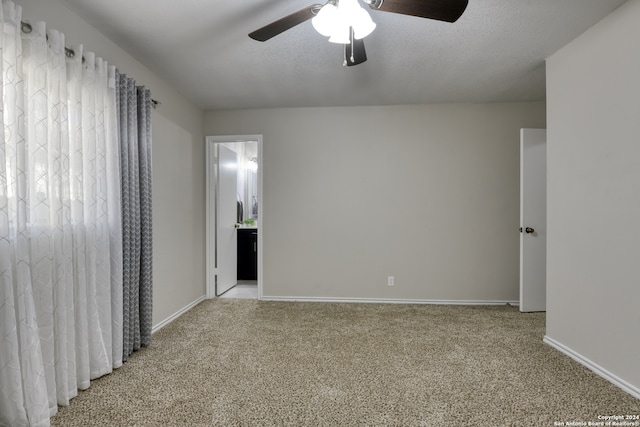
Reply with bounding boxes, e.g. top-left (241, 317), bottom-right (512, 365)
top-left (51, 299), bottom-right (639, 426)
